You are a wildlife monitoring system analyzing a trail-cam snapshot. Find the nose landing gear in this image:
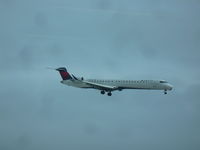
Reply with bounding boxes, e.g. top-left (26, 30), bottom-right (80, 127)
top-left (164, 90), bottom-right (167, 94)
